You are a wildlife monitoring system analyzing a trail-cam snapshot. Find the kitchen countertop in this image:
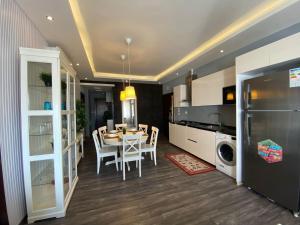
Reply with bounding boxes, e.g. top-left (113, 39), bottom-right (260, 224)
top-left (172, 120), bottom-right (236, 136)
